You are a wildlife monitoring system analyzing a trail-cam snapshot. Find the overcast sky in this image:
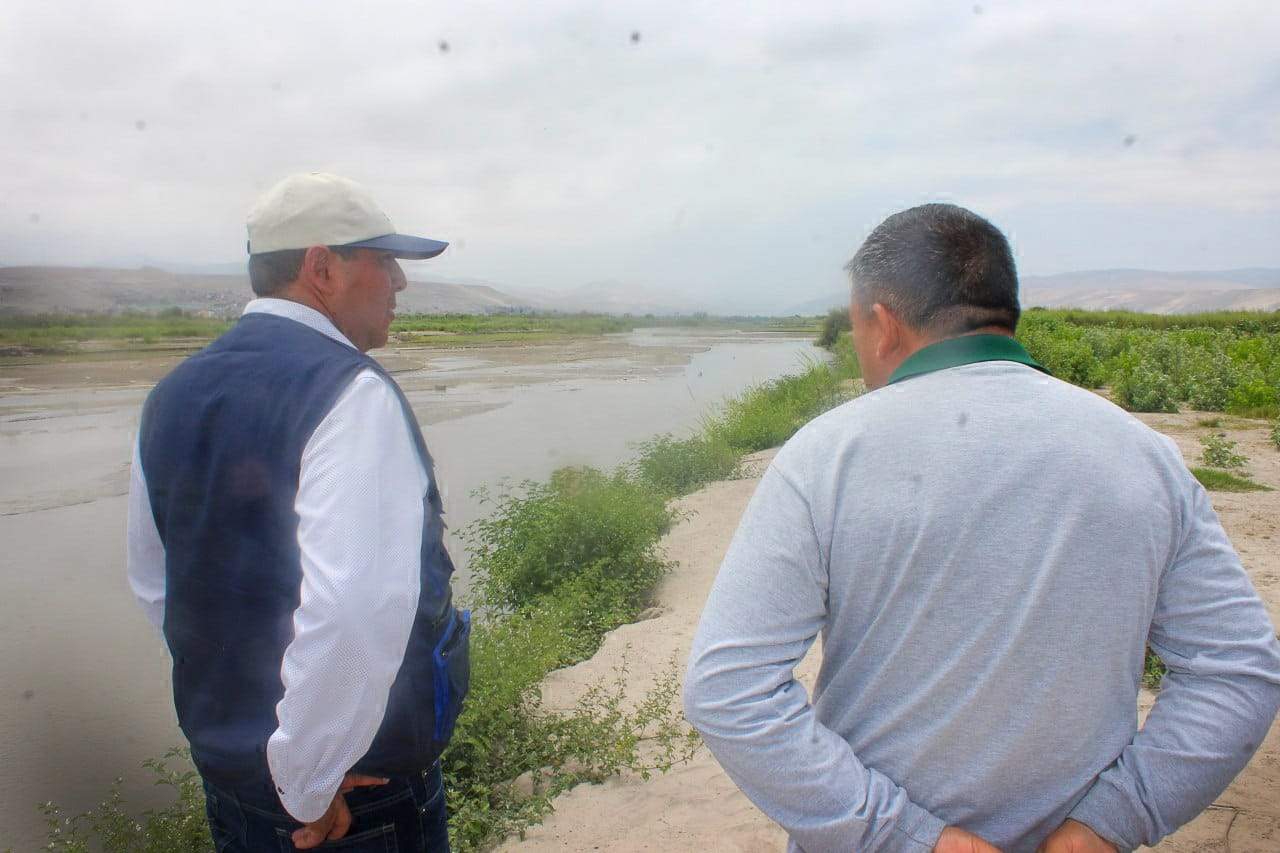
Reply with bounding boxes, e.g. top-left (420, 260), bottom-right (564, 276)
top-left (2, 1), bottom-right (1278, 312)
